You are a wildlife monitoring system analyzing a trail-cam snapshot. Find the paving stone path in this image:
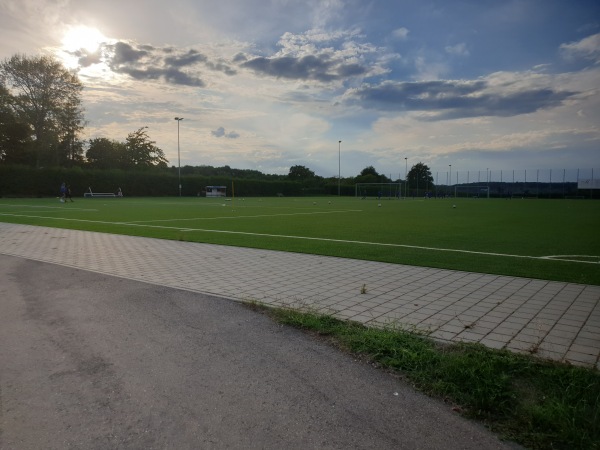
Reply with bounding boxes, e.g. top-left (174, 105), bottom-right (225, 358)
top-left (1, 222), bottom-right (598, 369)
